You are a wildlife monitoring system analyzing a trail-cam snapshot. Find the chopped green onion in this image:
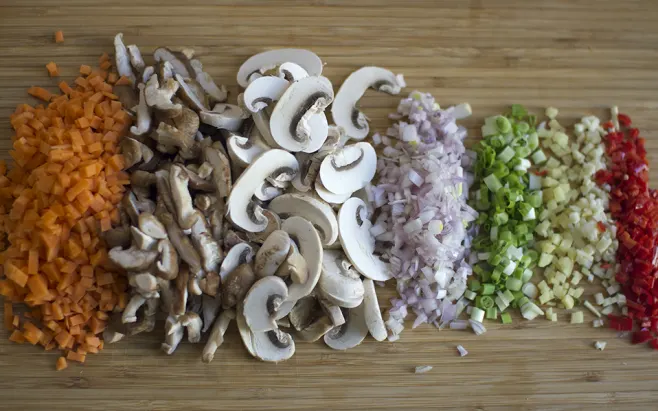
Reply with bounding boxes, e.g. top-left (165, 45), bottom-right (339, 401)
top-left (481, 283), bottom-right (496, 295)
top-left (470, 307), bottom-right (485, 323)
top-left (486, 307), bottom-right (498, 320)
top-left (463, 290), bottom-right (476, 300)
top-left (500, 312), bottom-right (512, 324)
